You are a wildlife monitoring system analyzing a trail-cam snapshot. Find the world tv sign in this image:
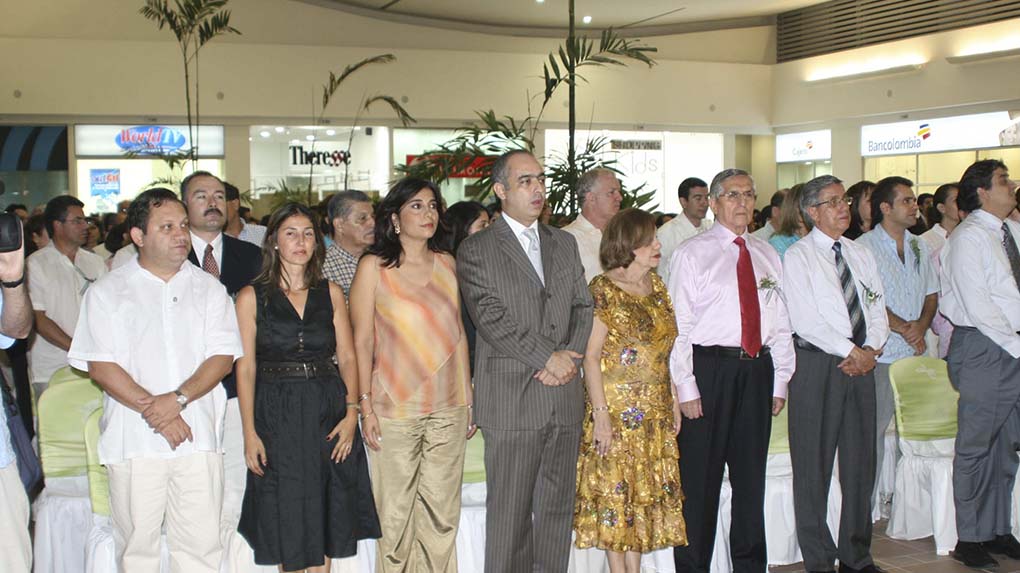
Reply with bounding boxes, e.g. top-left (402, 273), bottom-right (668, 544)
top-left (74, 124), bottom-right (225, 158)
top-left (860, 112), bottom-right (1012, 157)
